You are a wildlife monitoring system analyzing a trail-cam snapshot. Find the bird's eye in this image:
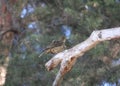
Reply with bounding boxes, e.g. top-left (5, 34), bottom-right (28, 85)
top-left (52, 49), bottom-right (55, 52)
